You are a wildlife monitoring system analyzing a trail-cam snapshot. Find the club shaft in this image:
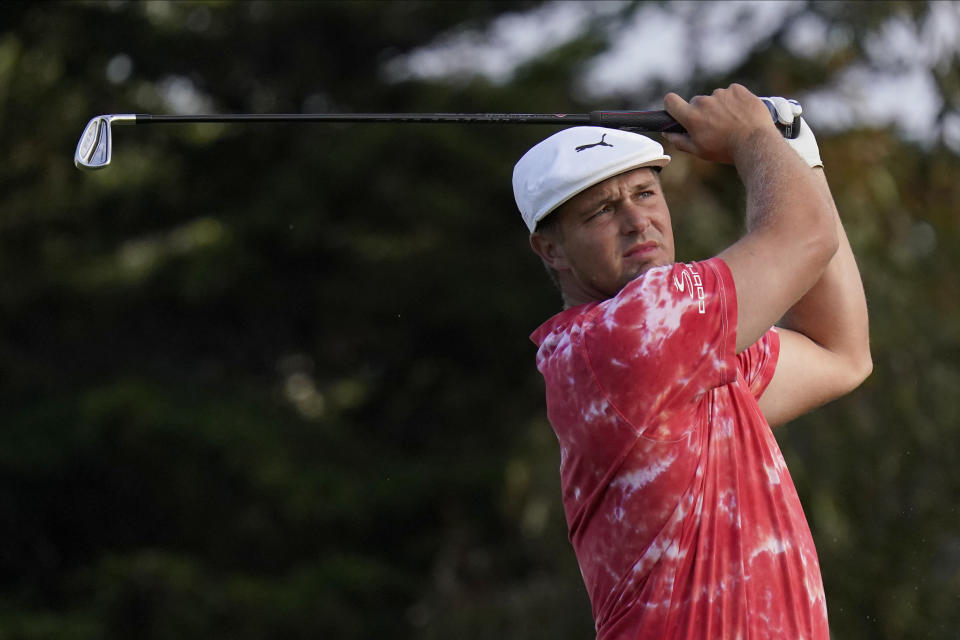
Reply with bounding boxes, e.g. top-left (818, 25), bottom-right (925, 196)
top-left (129, 111), bottom-right (685, 132)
